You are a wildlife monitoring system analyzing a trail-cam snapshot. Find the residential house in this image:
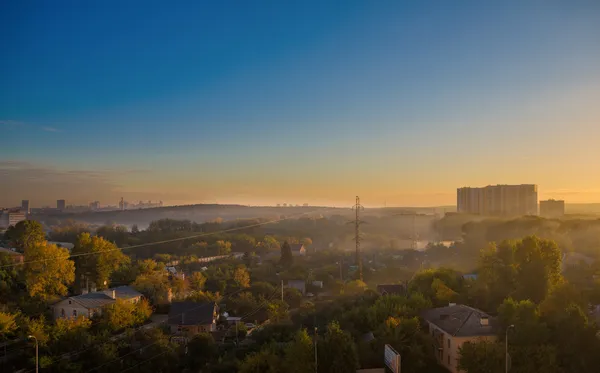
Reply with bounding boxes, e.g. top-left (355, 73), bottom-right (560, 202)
top-left (422, 304), bottom-right (497, 373)
top-left (168, 302), bottom-right (219, 335)
top-left (0, 247), bottom-right (24, 264)
top-left (287, 280), bottom-right (306, 295)
top-left (290, 244), bottom-right (306, 256)
top-left (52, 286), bottom-right (143, 320)
top-left (376, 284), bottom-right (406, 296)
